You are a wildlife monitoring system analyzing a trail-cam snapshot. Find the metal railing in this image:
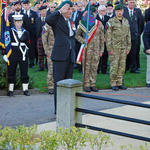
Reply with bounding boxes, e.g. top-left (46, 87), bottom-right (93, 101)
top-left (75, 92), bottom-right (150, 142)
